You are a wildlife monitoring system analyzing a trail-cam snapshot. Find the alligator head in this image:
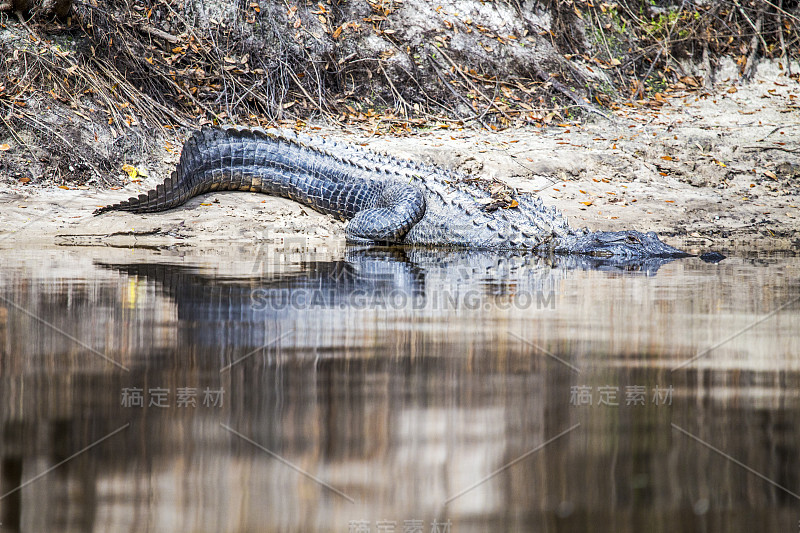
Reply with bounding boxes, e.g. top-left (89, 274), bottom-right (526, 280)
top-left (556, 230), bottom-right (689, 258)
